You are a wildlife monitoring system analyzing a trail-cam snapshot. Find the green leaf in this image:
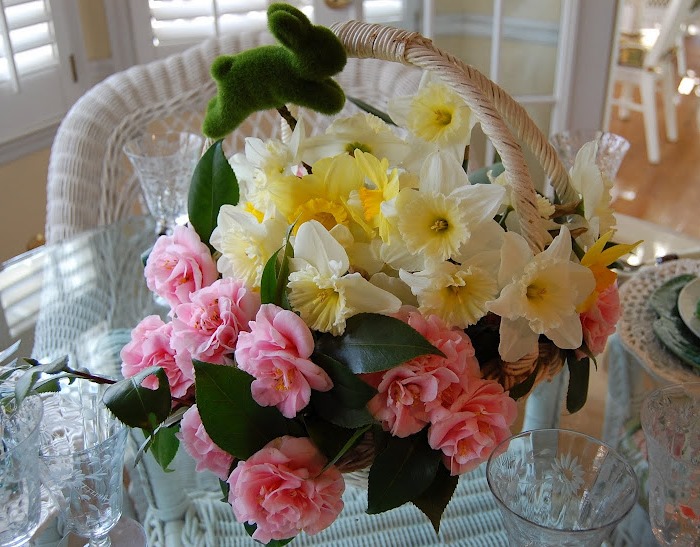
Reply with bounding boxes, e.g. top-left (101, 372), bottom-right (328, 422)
top-left (566, 353), bottom-right (590, 414)
top-left (508, 363), bottom-right (539, 401)
top-left (315, 314), bottom-right (444, 374)
top-left (346, 96), bottom-right (395, 125)
top-left (259, 235), bottom-right (293, 308)
top-left (309, 352), bottom-right (376, 428)
top-left (367, 429), bottom-right (441, 514)
top-left (304, 414), bottom-right (372, 466)
top-left (244, 523), bottom-right (294, 546)
top-left (103, 367), bottom-right (172, 432)
top-left (467, 162), bottom-right (504, 185)
top-left (14, 355), bottom-right (70, 404)
top-left (188, 140), bottom-right (239, 247)
top-left (150, 425), bottom-right (181, 471)
top-left (412, 463), bottom-right (459, 534)
top-left (194, 360), bottom-right (297, 459)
